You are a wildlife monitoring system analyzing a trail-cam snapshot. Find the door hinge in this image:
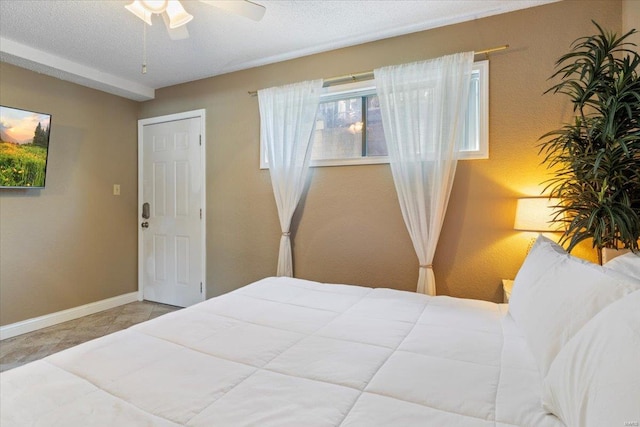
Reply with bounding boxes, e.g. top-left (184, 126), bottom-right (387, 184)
top-left (200, 208), bottom-right (202, 219)
top-left (200, 282), bottom-right (203, 293)
top-left (199, 135), bottom-right (202, 146)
